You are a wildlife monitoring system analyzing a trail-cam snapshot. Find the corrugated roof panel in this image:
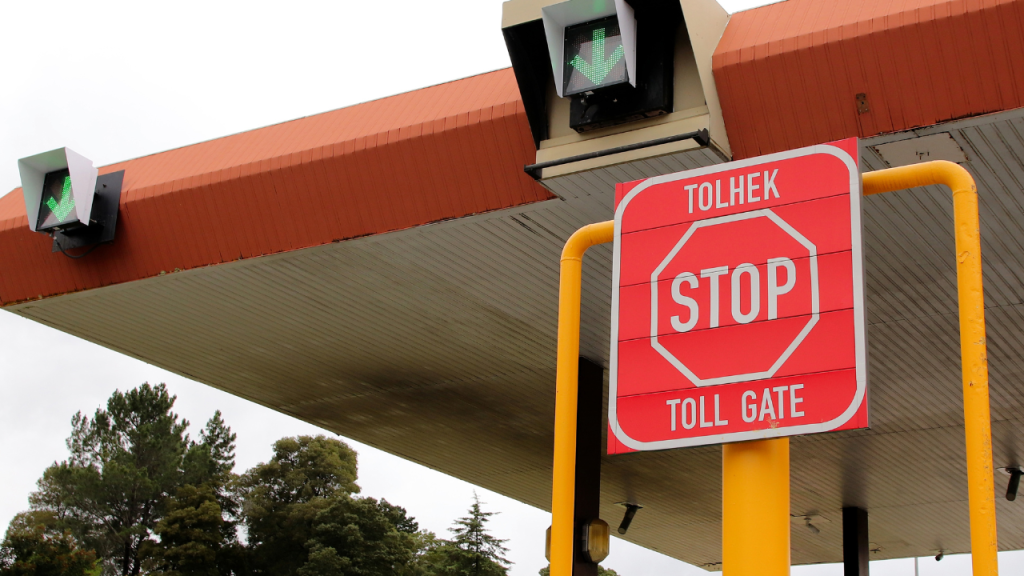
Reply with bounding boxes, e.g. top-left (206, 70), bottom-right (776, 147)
top-left (713, 0), bottom-right (1024, 159)
top-left (0, 69), bottom-right (549, 306)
